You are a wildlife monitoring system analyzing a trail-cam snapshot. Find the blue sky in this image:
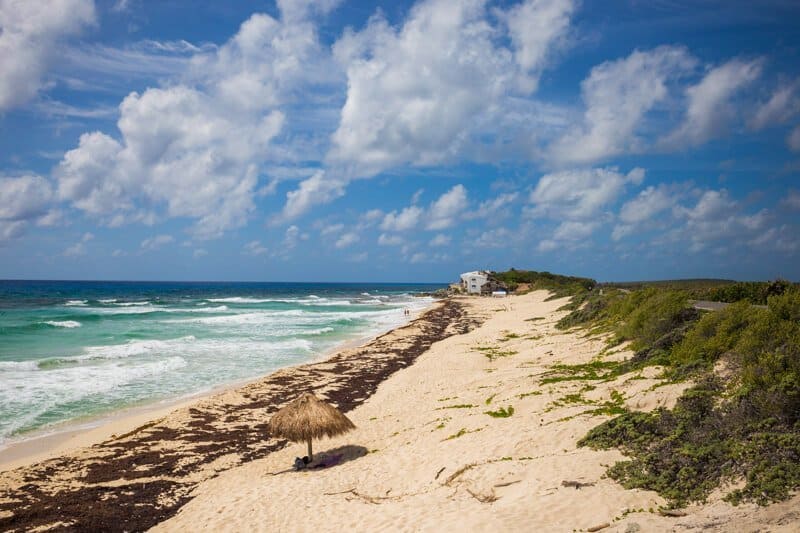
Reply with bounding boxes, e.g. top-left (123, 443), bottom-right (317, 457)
top-left (1, 0), bottom-right (799, 283)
